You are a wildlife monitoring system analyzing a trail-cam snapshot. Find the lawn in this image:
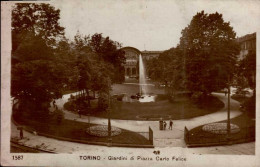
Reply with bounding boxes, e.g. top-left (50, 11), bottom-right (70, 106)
top-left (72, 84), bottom-right (224, 120)
top-left (63, 83), bottom-right (224, 120)
top-left (94, 95), bottom-right (223, 120)
top-left (13, 114), bottom-right (152, 146)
